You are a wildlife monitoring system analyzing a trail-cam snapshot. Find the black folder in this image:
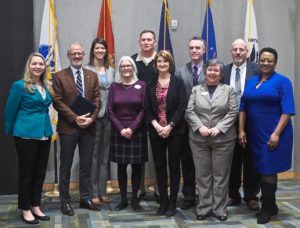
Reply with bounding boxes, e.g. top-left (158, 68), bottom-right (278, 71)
top-left (70, 95), bottom-right (96, 116)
